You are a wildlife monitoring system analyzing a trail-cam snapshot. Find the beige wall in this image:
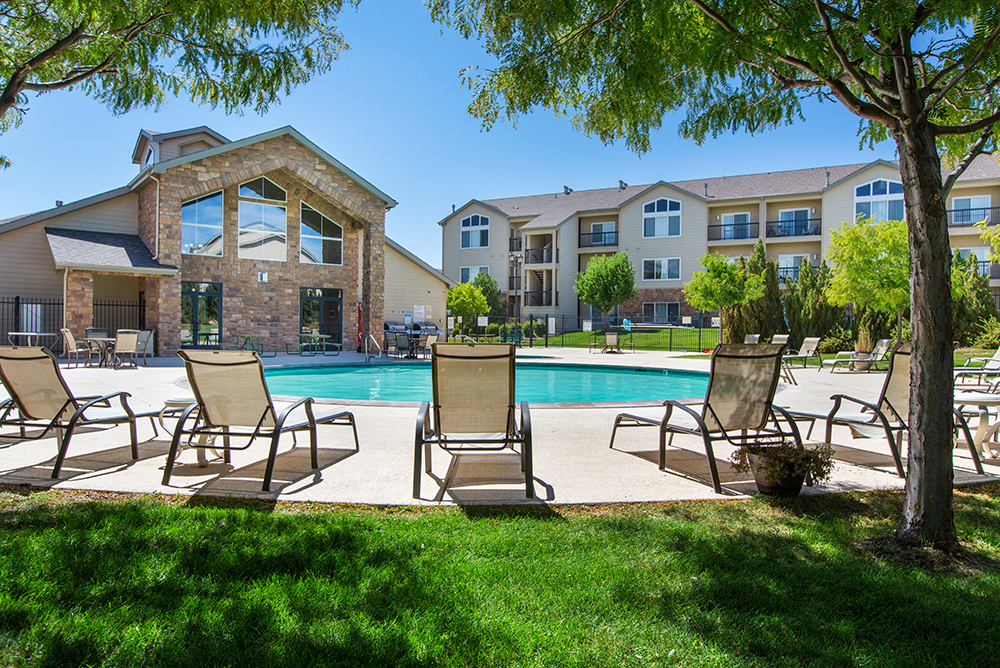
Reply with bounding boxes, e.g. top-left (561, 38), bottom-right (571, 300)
top-left (820, 164), bottom-right (902, 254)
top-left (384, 243), bottom-right (448, 331)
top-left (441, 203), bottom-right (510, 284)
top-left (158, 132), bottom-right (225, 162)
top-left (0, 223), bottom-right (61, 298)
